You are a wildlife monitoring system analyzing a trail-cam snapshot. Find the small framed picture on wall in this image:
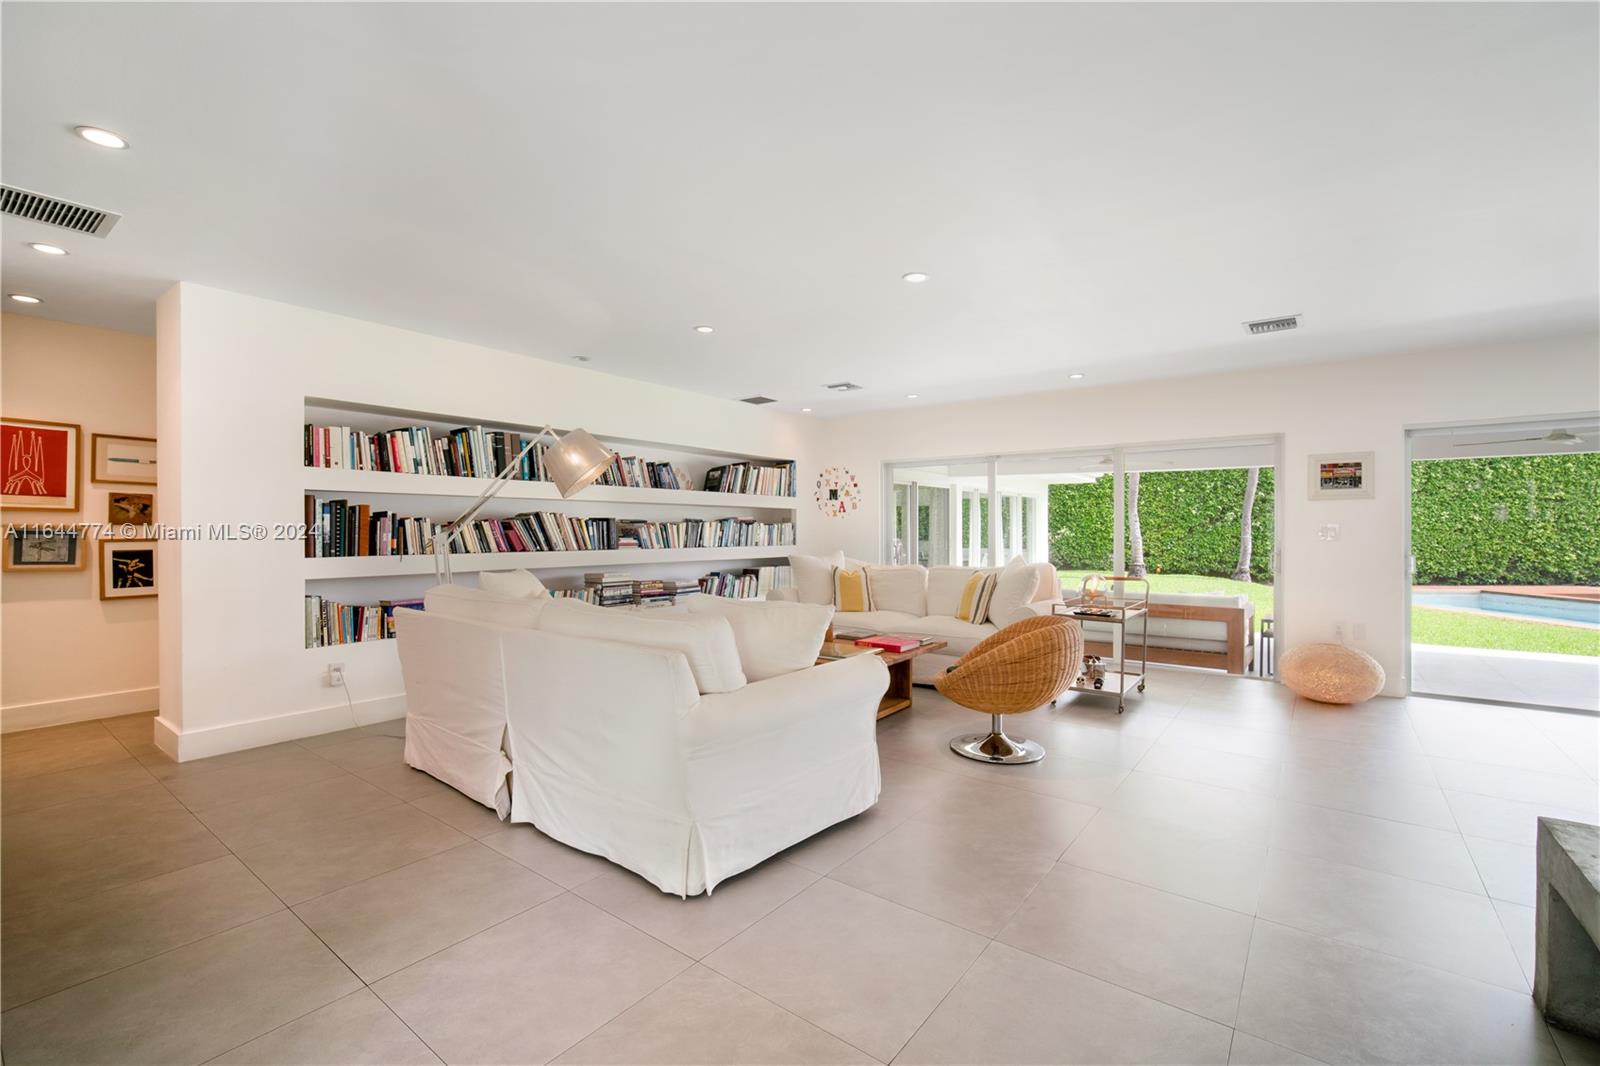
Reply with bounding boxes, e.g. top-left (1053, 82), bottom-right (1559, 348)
top-left (100, 538), bottom-right (158, 599)
top-left (107, 491), bottom-right (155, 527)
top-left (1, 417), bottom-right (81, 511)
top-left (1308, 452), bottom-right (1375, 500)
top-left (91, 434), bottom-right (157, 485)
top-left (2, 528), bottom-right (86, 571)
